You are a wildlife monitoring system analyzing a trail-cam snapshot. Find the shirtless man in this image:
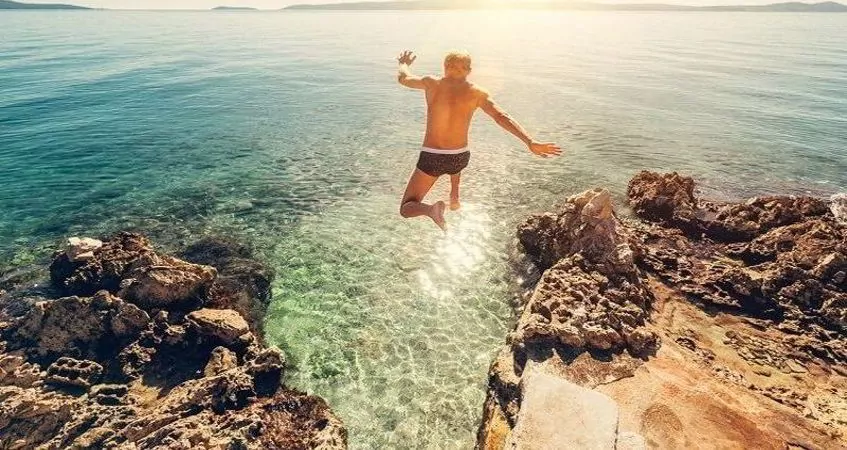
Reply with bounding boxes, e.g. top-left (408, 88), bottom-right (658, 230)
top-left (397, 50), bottom-right (561, 231)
